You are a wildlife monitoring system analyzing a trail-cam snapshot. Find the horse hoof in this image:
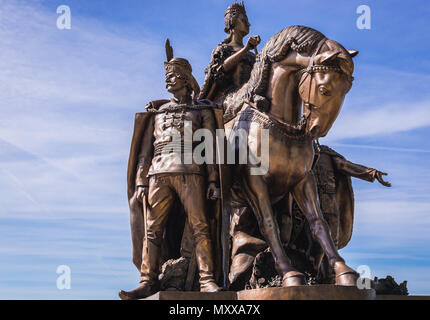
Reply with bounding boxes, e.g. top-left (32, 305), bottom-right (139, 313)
top-left (336, 272), bottom-right (358, 286)
top-left (282, 271), bottom-right (306, 287)
top-left (333, 262), bottom-right (359, 286)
